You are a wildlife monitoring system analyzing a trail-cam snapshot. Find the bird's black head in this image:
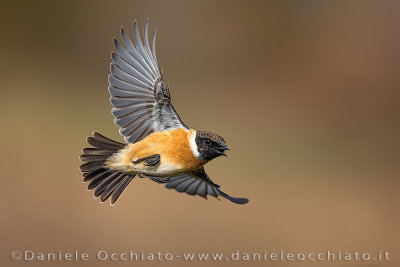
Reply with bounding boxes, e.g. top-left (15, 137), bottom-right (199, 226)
top-left (195, 131), bottom-right (229, 161)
